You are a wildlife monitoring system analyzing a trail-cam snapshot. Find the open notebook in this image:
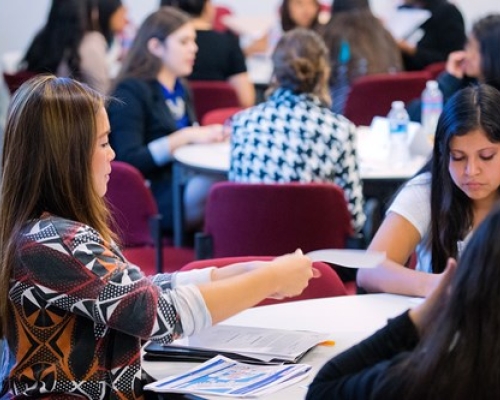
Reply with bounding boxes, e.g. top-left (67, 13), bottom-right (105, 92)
top-left (144, 324), bottom-right (329, 365)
